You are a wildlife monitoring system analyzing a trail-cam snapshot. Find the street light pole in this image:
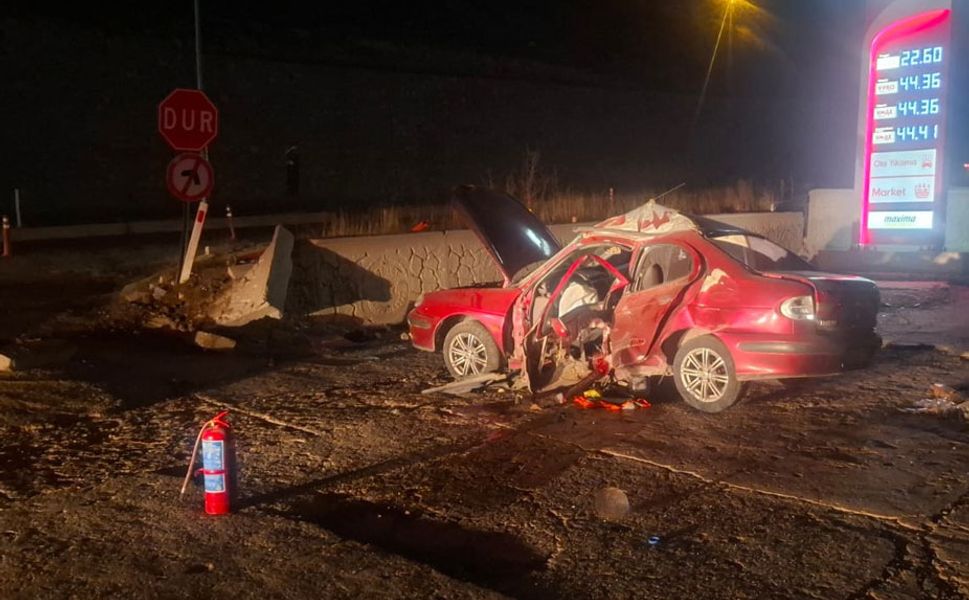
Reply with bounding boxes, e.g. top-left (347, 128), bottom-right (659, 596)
top-left (692, 0), bottom-right (732, 133)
